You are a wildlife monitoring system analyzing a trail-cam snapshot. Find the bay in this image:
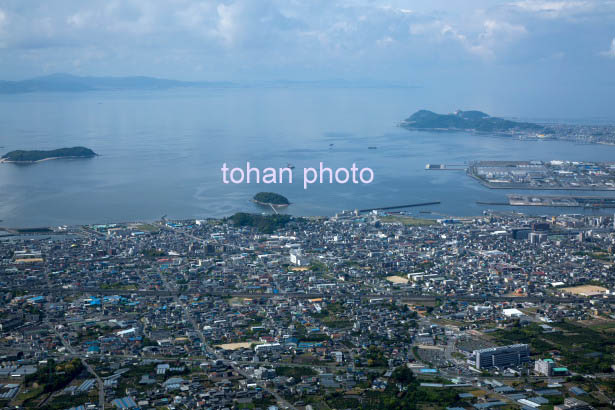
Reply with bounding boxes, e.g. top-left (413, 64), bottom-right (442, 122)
top-left (1, 87), bottom-right (614, 228)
